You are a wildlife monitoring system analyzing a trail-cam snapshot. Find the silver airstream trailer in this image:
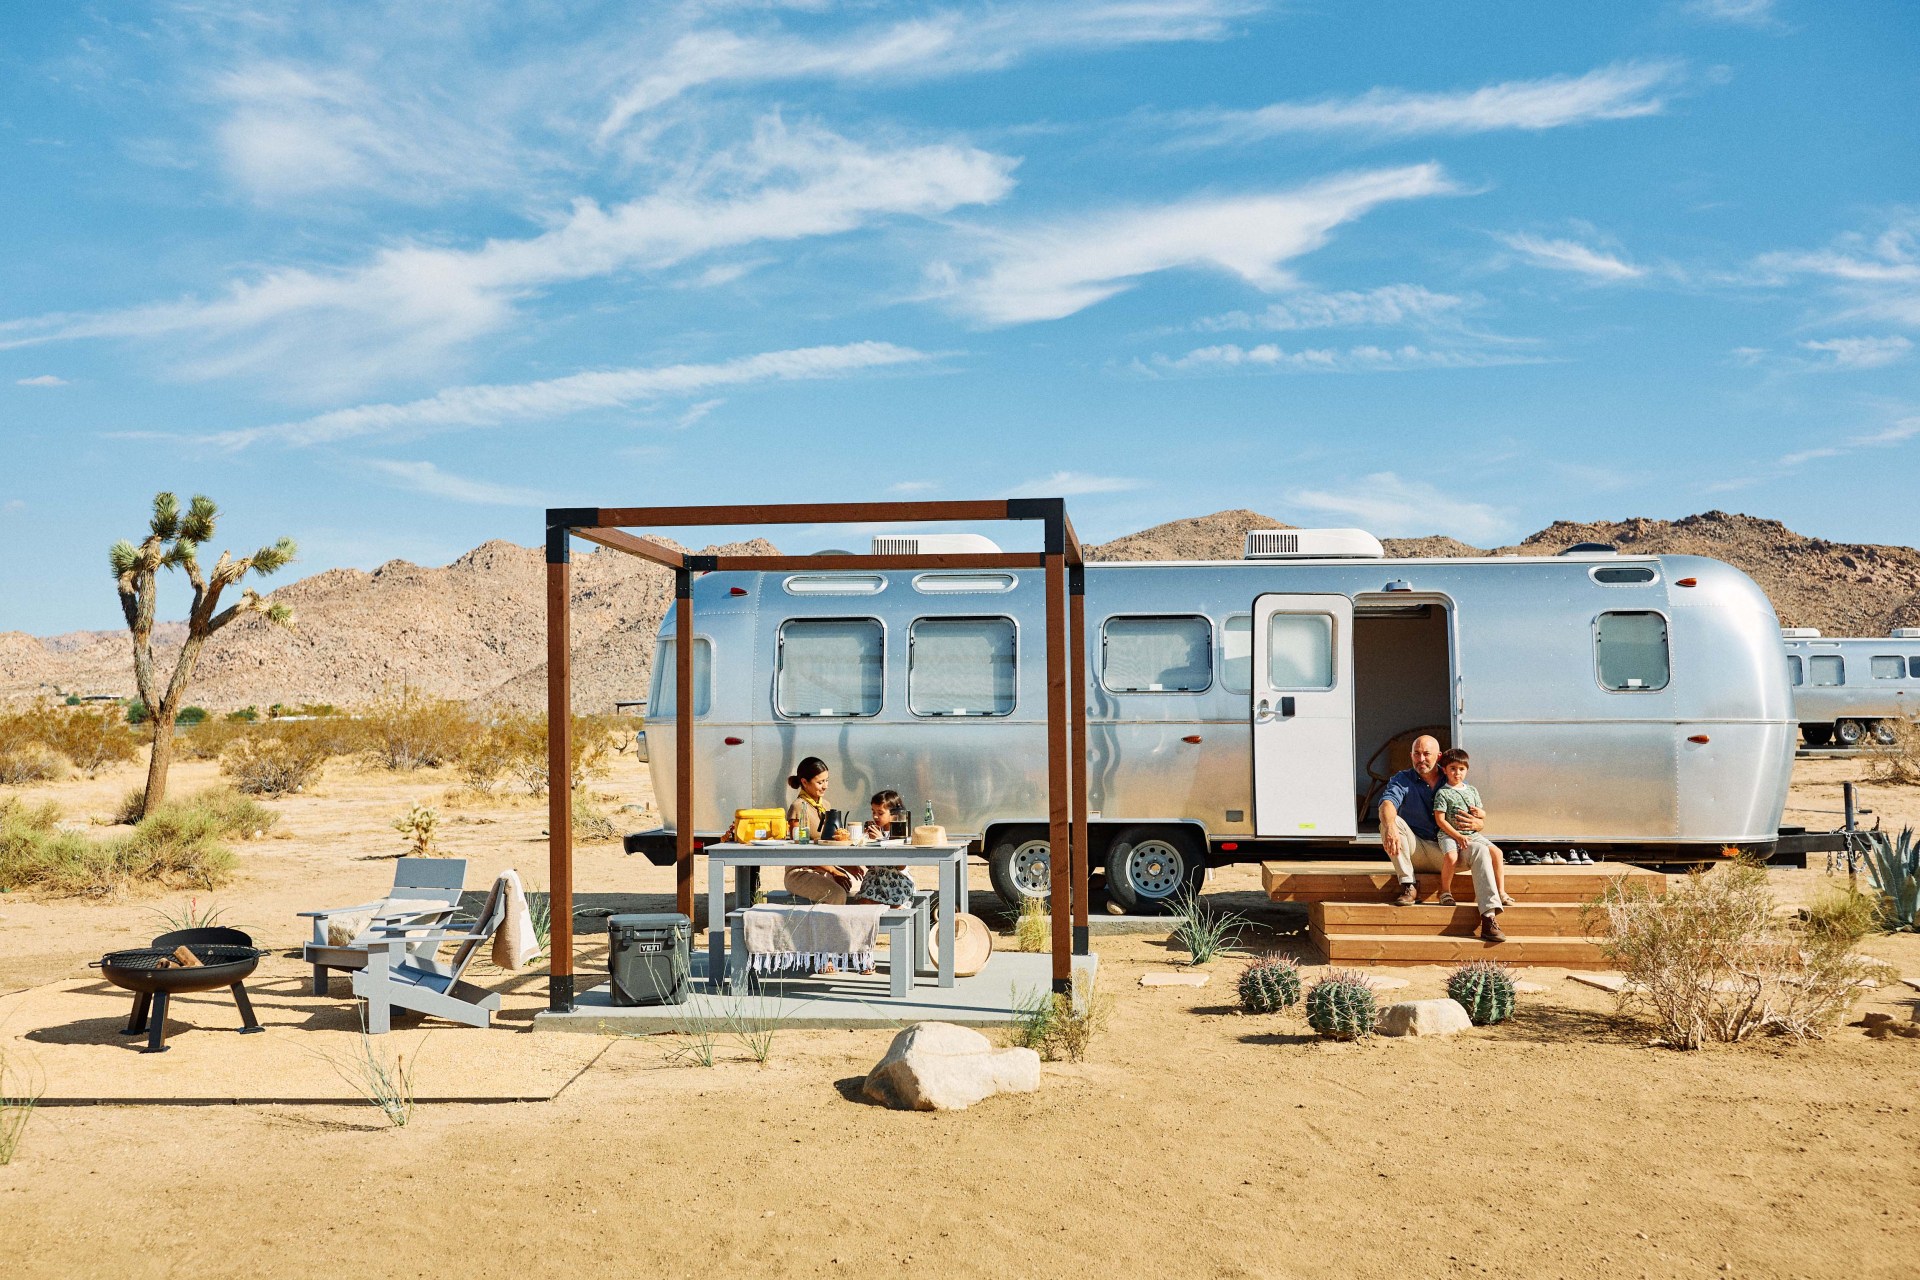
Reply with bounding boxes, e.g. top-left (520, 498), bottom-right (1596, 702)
top-left (630, 529), bottom-right (1796, 911)
top-left (1783, 627), bottom-right (1920, 746)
